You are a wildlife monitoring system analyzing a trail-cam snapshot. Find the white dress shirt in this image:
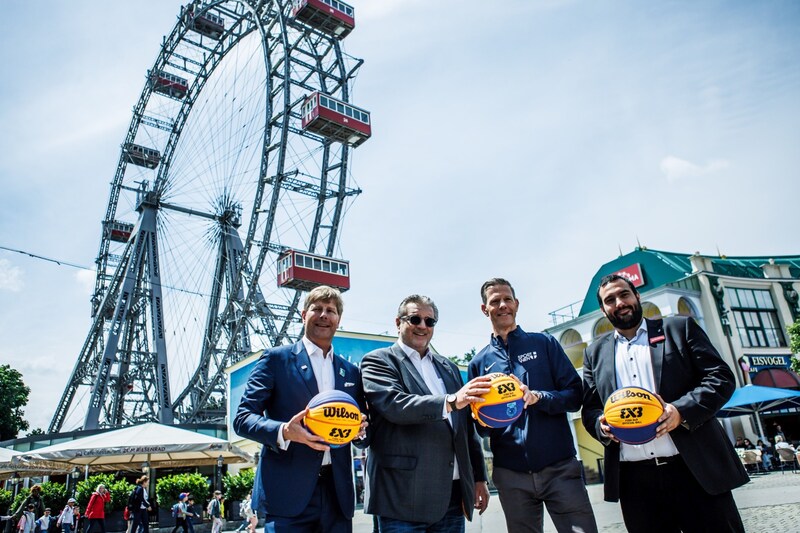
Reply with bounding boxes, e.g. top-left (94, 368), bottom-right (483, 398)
top-left (398, 340), bottom-right (460, 480)
top-left (614, 322), bottom-right (680, 461)
top-left (278, 336), bottom-right (335, 465)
